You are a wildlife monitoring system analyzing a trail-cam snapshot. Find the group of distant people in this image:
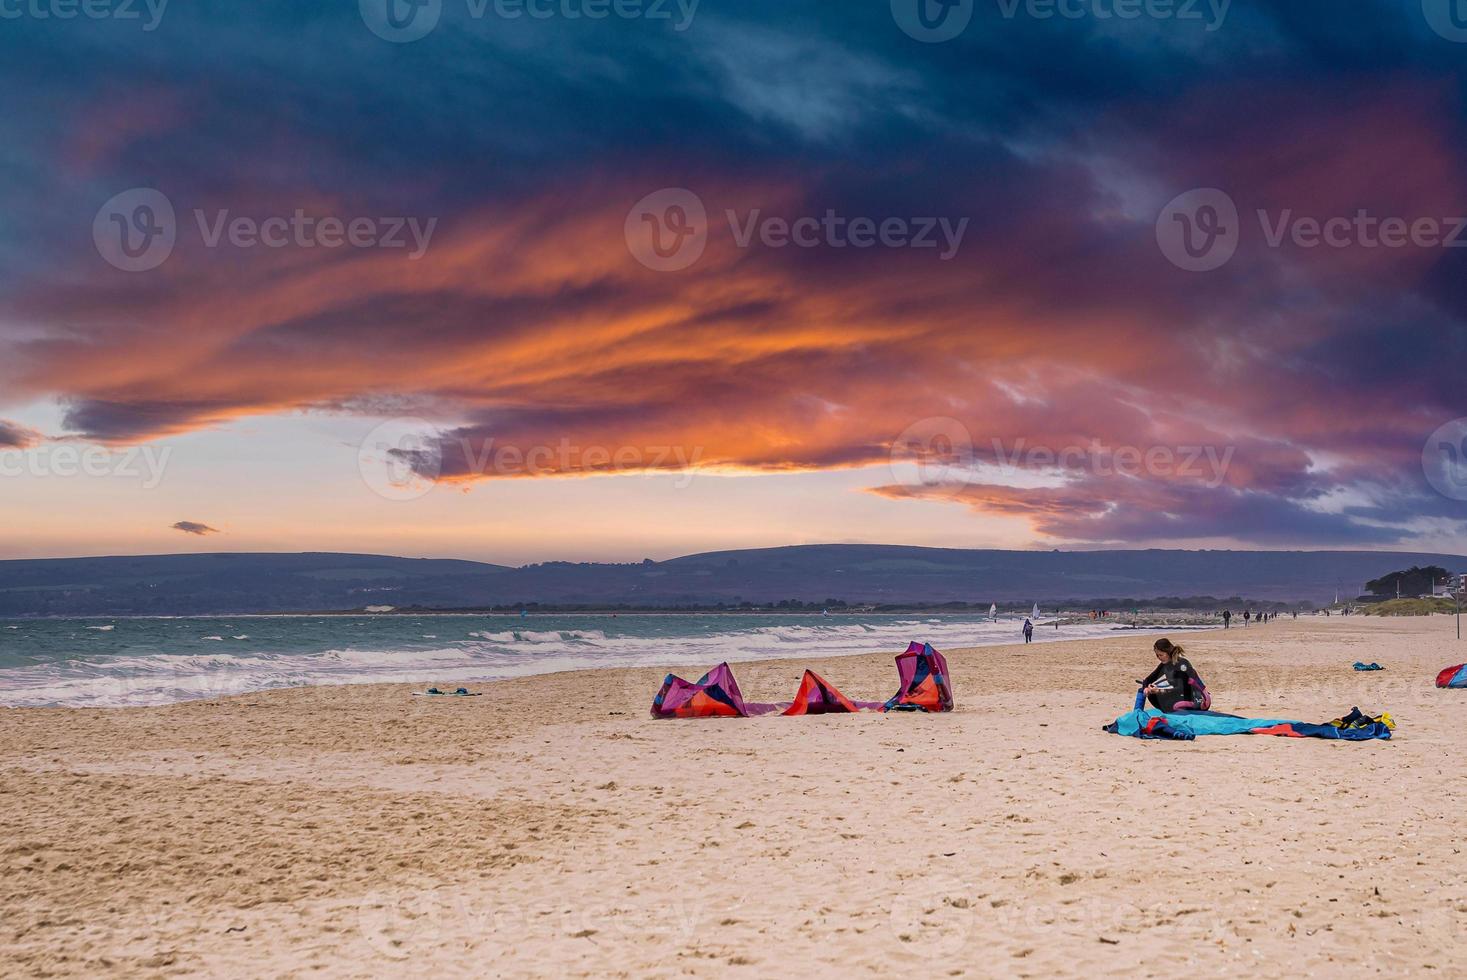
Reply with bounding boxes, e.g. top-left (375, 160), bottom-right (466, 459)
top-left (1220, 608), bottom-right (1299, 628)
